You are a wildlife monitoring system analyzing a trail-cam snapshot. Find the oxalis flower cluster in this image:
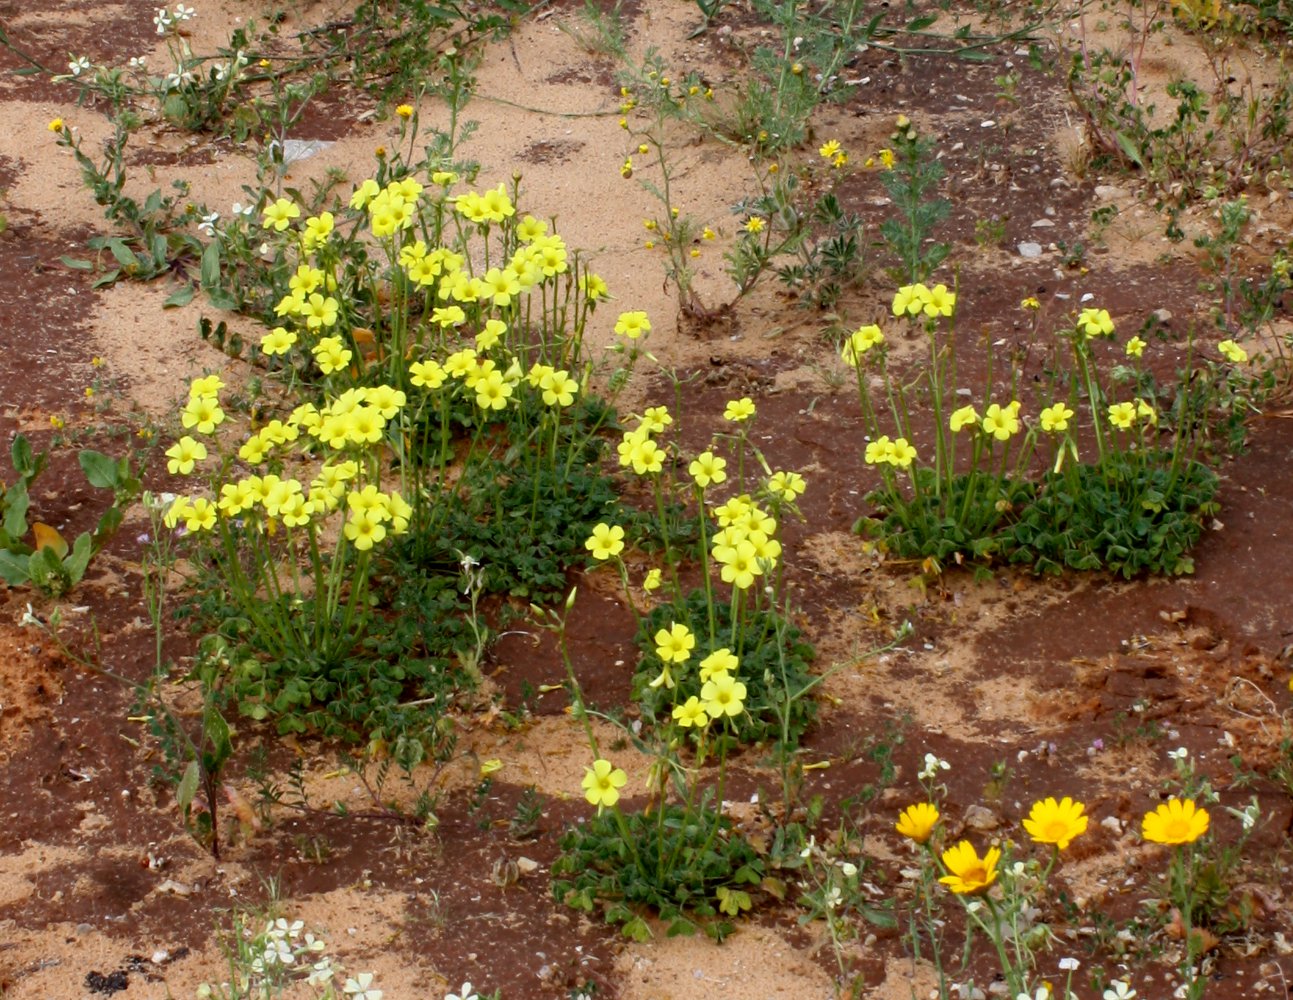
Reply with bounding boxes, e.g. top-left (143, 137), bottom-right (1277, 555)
top-left (838, 274), bottom-right (1251, 575)
top-left (162, 377), bottom-right (411, 549)
top-left (252, 172), bottom-right (610, 391)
